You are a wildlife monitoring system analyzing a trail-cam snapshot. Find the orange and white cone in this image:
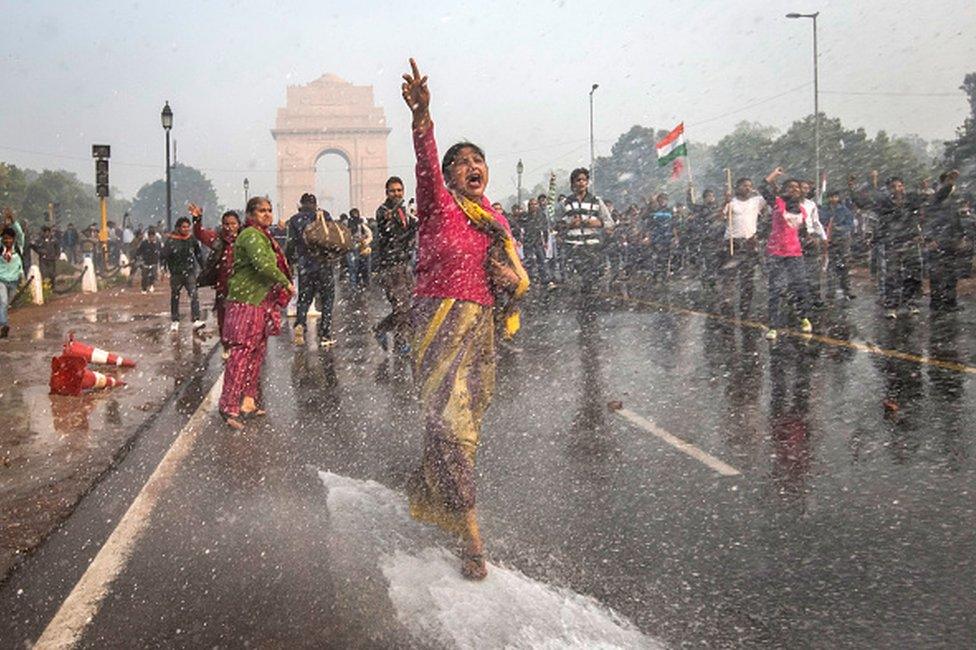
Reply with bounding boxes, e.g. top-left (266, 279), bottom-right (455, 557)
top-left (62, 332), bottom-right (136, 368)
top-left (50, 355), bottom-right (125, 395)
